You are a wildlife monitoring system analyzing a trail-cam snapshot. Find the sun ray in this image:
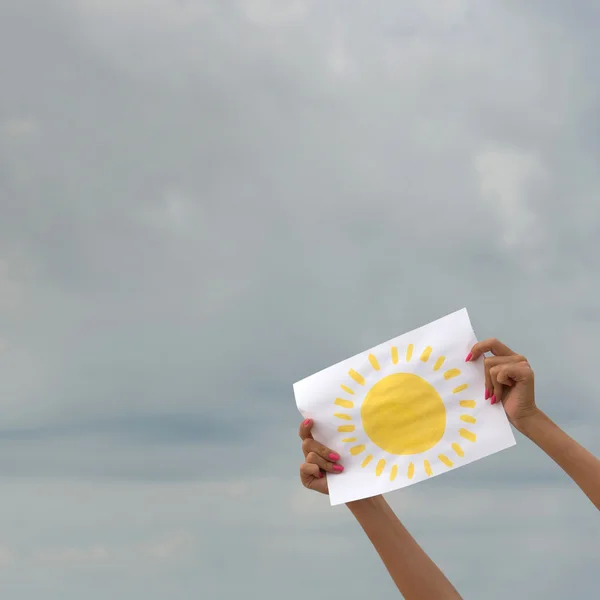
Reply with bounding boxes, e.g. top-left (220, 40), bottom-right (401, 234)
top-left (452, 443), bottom-right (464, 457)
top-left (444, 368), bottom-right (461, 380)
top-left (348, 369), bottom-right (365, 386)
top-left (459, 428), bottom-right (477, 443)
top-left (460, 415), bottom-right (477, 424)
top-left (424, 460), bottom-right (433, 476)
top-left (433, 356), bottom-right (446, 371)
top-left (459, 400), bottom-right (476, 408)
top-left (368, 354), bottom-right (381, 371)
top-left (453, 384), bottom-right (468, 394)
top-left (350, 445), bottom-right (366, 456)
top-left (391, 346), bottom-right (399, 364)
top-left (341, 384), bottom-right (355, 396)
top-left (335, 398), bottom-right (354, 409)
top-left (390, 465), bottom-right (398, 481)
top-left (375, 459), bottom-right (386, 476)
top-left (341, 437), bottom-right (357, 443)
top-left (334, 413), bottom-right (352, 421)
top-left (408, 463), bottom-right (415, 479)
top-left (406, 344), bottom-right (414, 361)
top-left (420, 346), bottom-right (433, 362)
top-left (338, 425), bottom-right (355, 433)
top-left (439, 454), bottom-right (453, 467)
top-left (362, 455), bottom-right (373, 468)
